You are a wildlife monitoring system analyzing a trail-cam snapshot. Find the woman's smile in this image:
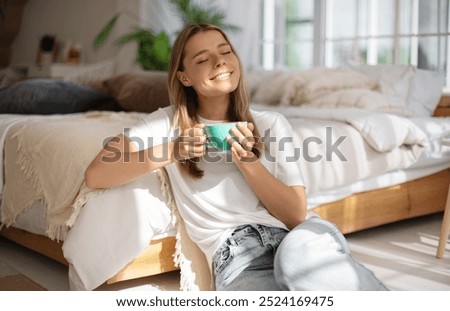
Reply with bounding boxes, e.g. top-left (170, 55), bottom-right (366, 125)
top-left (211, 71), bottom-right (232, 81)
